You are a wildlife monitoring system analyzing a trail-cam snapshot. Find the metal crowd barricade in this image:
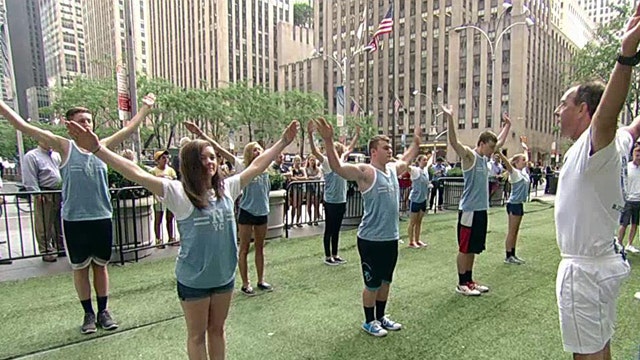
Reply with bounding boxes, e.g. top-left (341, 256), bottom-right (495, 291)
top-left (283, 179), bottom-right (363, 238)
top-left (0, 186), bottom-right (156, 264)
